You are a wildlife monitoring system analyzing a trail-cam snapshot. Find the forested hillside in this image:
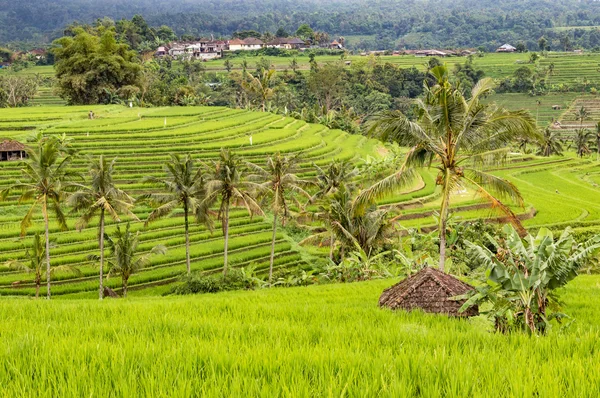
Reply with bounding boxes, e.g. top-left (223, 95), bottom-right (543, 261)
top-left (3, 0), bottom-right (600, 50)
